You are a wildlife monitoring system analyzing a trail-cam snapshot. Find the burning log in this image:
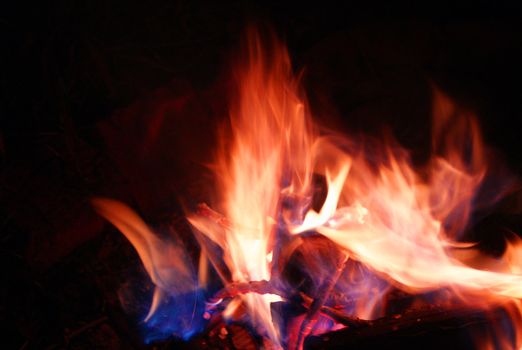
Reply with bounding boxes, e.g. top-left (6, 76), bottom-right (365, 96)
top-left (304, 306), bottom-right (506, 350)
top-left (202, 277), bottom-right (373, 328)
top-left (294, 252), bottom-right (349, 350)
top-left (205, 280), bottom-right (281, 313)
top-left (298, 293), bottom-right (370, 329)
top-left (189, 301), bottom-right (498, 350)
